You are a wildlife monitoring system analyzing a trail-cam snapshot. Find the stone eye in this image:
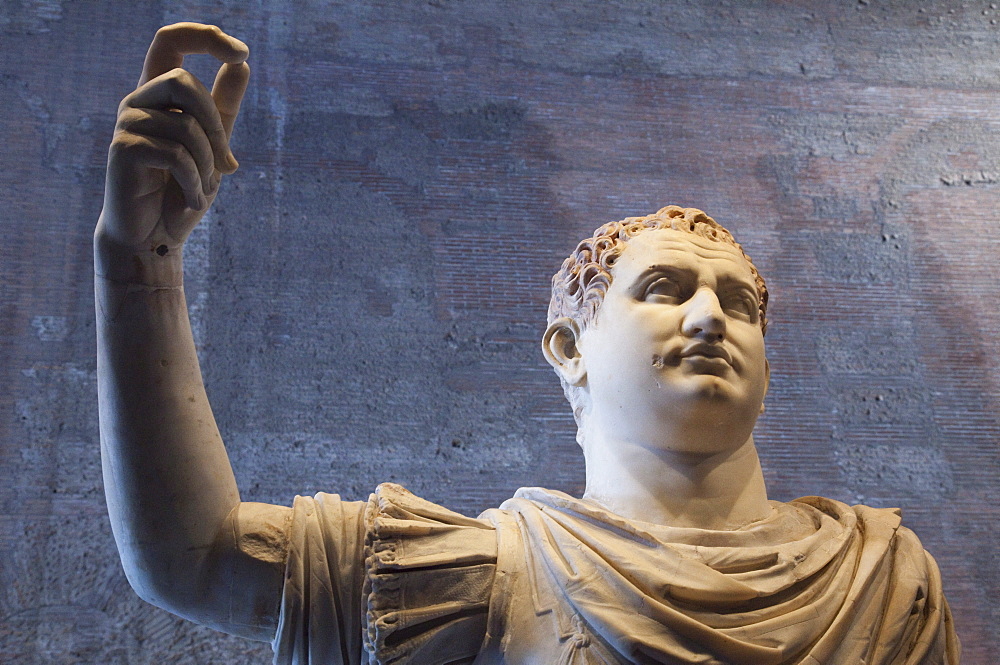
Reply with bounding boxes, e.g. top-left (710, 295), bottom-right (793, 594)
top-left (645, 277), bottom-right (682, 301)
top-left (724, 293), bottom-right (756, 319)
